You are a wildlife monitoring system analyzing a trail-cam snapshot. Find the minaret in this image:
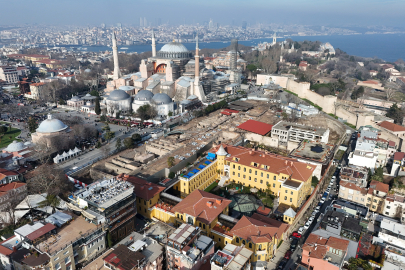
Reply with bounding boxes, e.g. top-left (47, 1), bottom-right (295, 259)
top-left (152, 30), bottom-right (156, 57)
top-left (194, 33), bottom-right (200, 88)
top-left (112, 31), bottom-right (121, 80)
